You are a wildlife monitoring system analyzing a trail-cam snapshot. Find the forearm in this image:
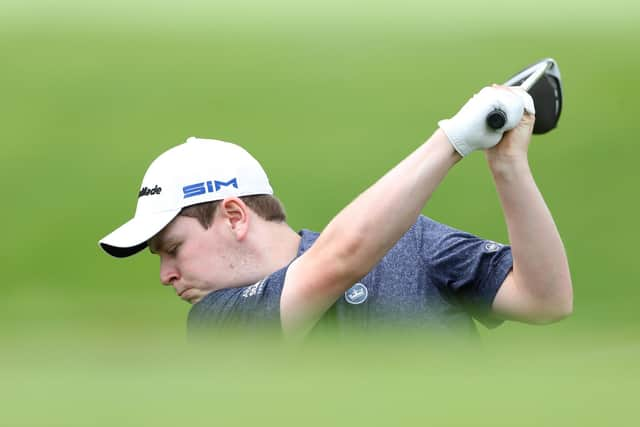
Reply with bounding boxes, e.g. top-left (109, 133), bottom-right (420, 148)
top-left (312, 129), bottom-right (460, 285)
top-left (490, 157), bottom-right (573, 320)
top-left (313, 86), bottom-right (529, 284)
top-left (281, 130), bottom-right (459, 336)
